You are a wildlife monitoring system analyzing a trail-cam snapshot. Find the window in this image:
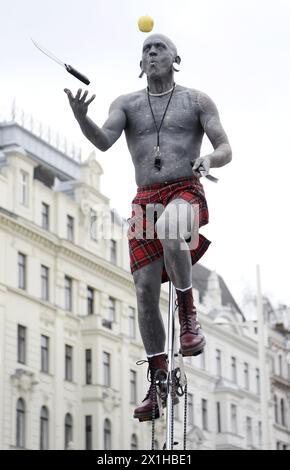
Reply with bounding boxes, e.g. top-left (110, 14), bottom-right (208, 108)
top-left (41, 335), bottom-right (49, 373)
top-left (18, 252), bottom-right (26, 290)
top-left (131, 434), bottom-right (138, 450)
top-left (85, 349), bottom-right (92, 385)
top-left (65, 345), bottom-right (73, 381)
top-left (258, 421), bottom-right (262, 448)
top-left (278, 355), bottom-right (283, 376)
top-left (200, 351), bottom-right (206, 370)
top-left (271, 357), bottom-right (275, 374)
top-left (41, 202), bottom-right (50, 230)
top-left (90, 209), bottom-right (97, 241)
top-left (20, 170), bottom-right (29, 206)
top-left (104, 419), bottom-right (111, 450)
top-left (64, 276), bottom-right (72, 312)
top-left (110, 239), bottom-right (117, 264)
top-left (246, 417), bottom-right (253, 446)
top-left (244, 362), bottom-right (250, 390)
top-left (85, 415), bottom-right (92, 450)
top-left (40, 406), bottom-right (49, 450)
top-left (108, 297), bottom-right (115, 323)
top-left (102, 297), bottom-right (115, 329)
top-left (16, 398), bottom-right (26, 448)
top-left (231, 357), bottom-right (237, 383)
top-left (216, 349), bottom-right (222, 377)
top-left (231, 404), bottom-right (238, 434)
top-left (41, 265), bottom-right (49, 301)
top-left (130, 370), bottom-right (137, 404)
top-left (281, 399), bottom-right (285, 427)
top-left (202, 399), bottom-right (208, 431)
top-left (67, 215), bottom-right (74, 242)
top-left (103, 352), bottom-right (111, 387)
top-left (256, 368), bottom-right (260, 395)
top-left (216, 402), bottom-right (222, 433)
top-left (64, 413), bottom-right (73, 449)
top-left (129, 307), bottom-right (136, 339)
top-left (87, 287), bottom-right (94, 315)
top-left (17, 324), bottom-right (26, 364)
top-left (274, 395), bottom-right (279, 423)
top-left (188, 393), bottom-right (194, 426)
